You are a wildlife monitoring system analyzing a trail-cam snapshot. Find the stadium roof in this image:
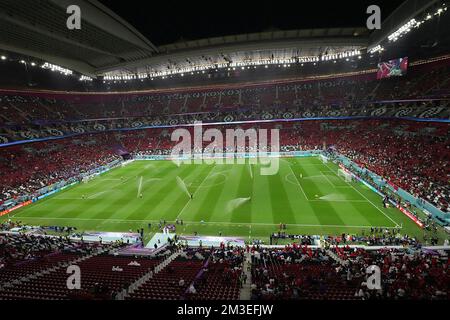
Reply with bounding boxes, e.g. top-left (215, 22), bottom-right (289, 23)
top-left (0, 0), bottom-right (370, 79)
top-left (98, 27), bottom-right (369, 78)
top-left (369, 0), bottom-right (443, 50)
top-left (0, 0), bottom-right (158, 76)
top-left (0, 0), bottom-right (446, 80)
